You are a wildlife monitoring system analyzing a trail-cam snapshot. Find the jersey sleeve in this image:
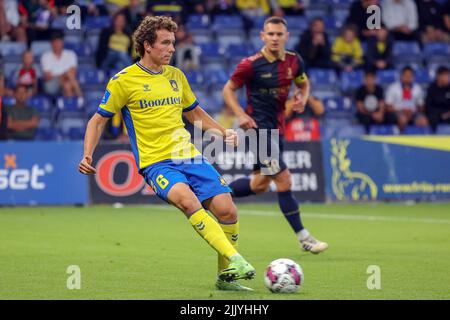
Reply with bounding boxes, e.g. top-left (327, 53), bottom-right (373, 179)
top-left (180, 71), bottom-right (199, 112)
top-left (230, 58), bottom-right (253, 88)
top-left (97, 77), bottom-right (128, 118)
top-left (294, 53), bottom-right (308, 85)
